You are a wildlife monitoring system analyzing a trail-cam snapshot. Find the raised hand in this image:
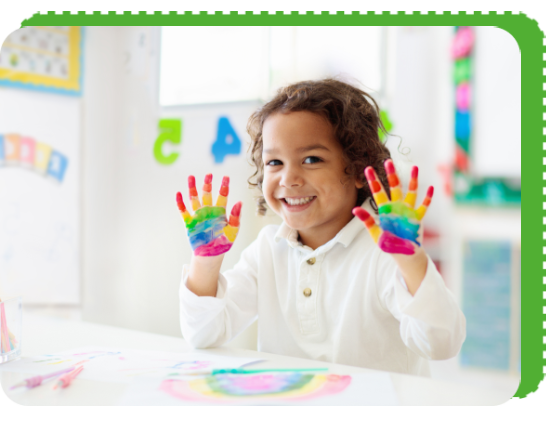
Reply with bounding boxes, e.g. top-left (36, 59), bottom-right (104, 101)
top-left (352, 160), bottom-right (433, 255)
top-left (176, 174), bottom-right (242, 257)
